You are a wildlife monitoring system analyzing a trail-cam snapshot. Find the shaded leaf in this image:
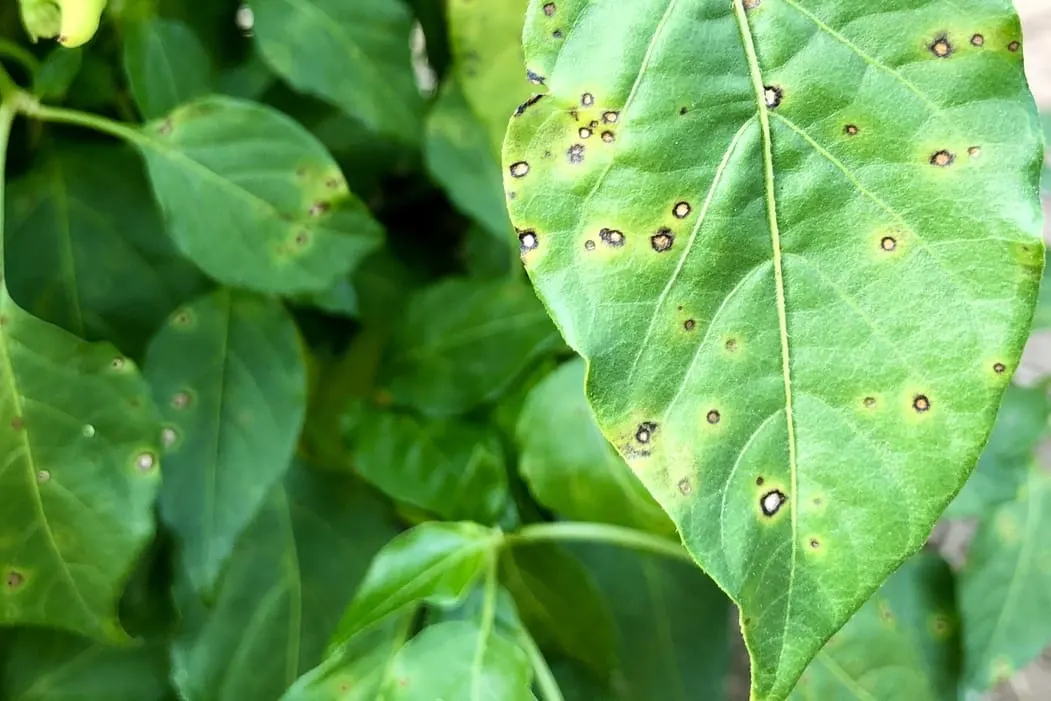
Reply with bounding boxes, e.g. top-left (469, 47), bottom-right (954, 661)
top-left (1035, 249), bottom-right (1050, 332)
top-left (330, 521), bottom-right (500, 646)
top-left (280, 610), bottom-right (415, 701)
top-left (503, 2), bottom-right (1044, 696)
top-left (250, 0), bottom-right (422, 141)
top-left (4, 142), bottom-right (207, 359)
top-left (33, 47), bottom-right (82, 100)
top-left (137, 96), bottom-right (384, 295)
top-left (145, 287), bottom-right (307, 595)
top-left (574, 543), bottom-right (731, 701)
top-left (171, 461), bottom-right (399, 701)
top-left (0, 287), bottom-right (160, 641)
top-left (790, 552), bottom-right (960, 701)
top-left (424, 77), bottom-right (511, 240)
top-left (517, 358), bottom-right (671, 534)
top-left (946, 383), bottom-right (1050, 518)
top-left (382, 277), bottom-right (562, 417)
top-left (0, 629), bottom-right (171, 701)
top-left (500, 543), bottom-right (617, 678)
top-left (123, 16), bottom-right (212, 119)
top-left (958, 468), bottom-right (1051, 692)
top-left (347, 407), bottom-right (509, 523)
